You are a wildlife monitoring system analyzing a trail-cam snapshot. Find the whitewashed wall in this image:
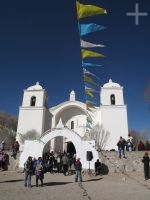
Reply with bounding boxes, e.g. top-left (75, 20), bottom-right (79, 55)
top-left (19, 128), bottom-right (99, 170)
